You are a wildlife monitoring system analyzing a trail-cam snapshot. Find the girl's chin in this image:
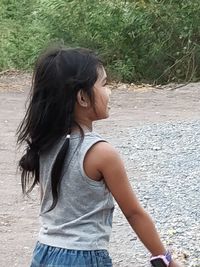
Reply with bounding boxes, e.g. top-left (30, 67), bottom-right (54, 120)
top-left (105, 112), bottom-right (110, 119)
top-left (97, 113), bottom-right (110, 120)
